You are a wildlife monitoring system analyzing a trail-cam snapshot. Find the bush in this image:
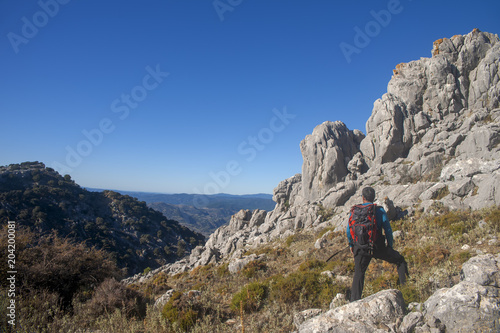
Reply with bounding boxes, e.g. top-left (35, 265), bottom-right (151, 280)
top-left (231, 282), bottom-right (268, 313)
top-left (83, 278), bottom-right (147, 318)
top-left (18, 231), bottom-right (121, 308)
top-left (162, 290), bottom-right (203, 331)
top-left (269, 272), bottom-right (342, 308)
top-left (431, 210), bottom-right (476, 235)
top-left (299, 259), bottom-right (326, 272)
top-left (241, 260), bottom-right (267, 278)
top-left (485, 207), bottom-right (500, 231)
